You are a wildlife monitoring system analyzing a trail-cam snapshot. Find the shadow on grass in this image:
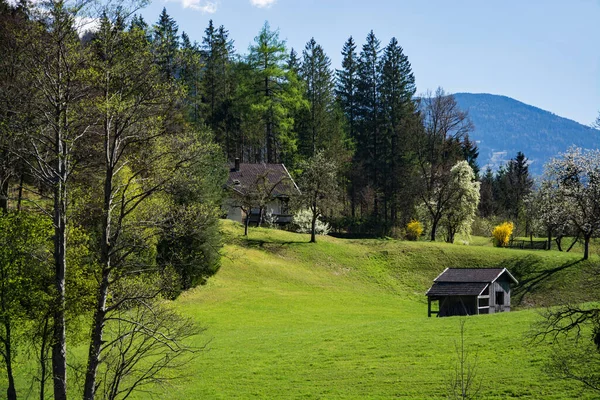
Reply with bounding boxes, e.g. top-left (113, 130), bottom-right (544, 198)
top-left (506, 255), bottom-right (583, 307)
top-left (238, 237), bottom-right (310, 249)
